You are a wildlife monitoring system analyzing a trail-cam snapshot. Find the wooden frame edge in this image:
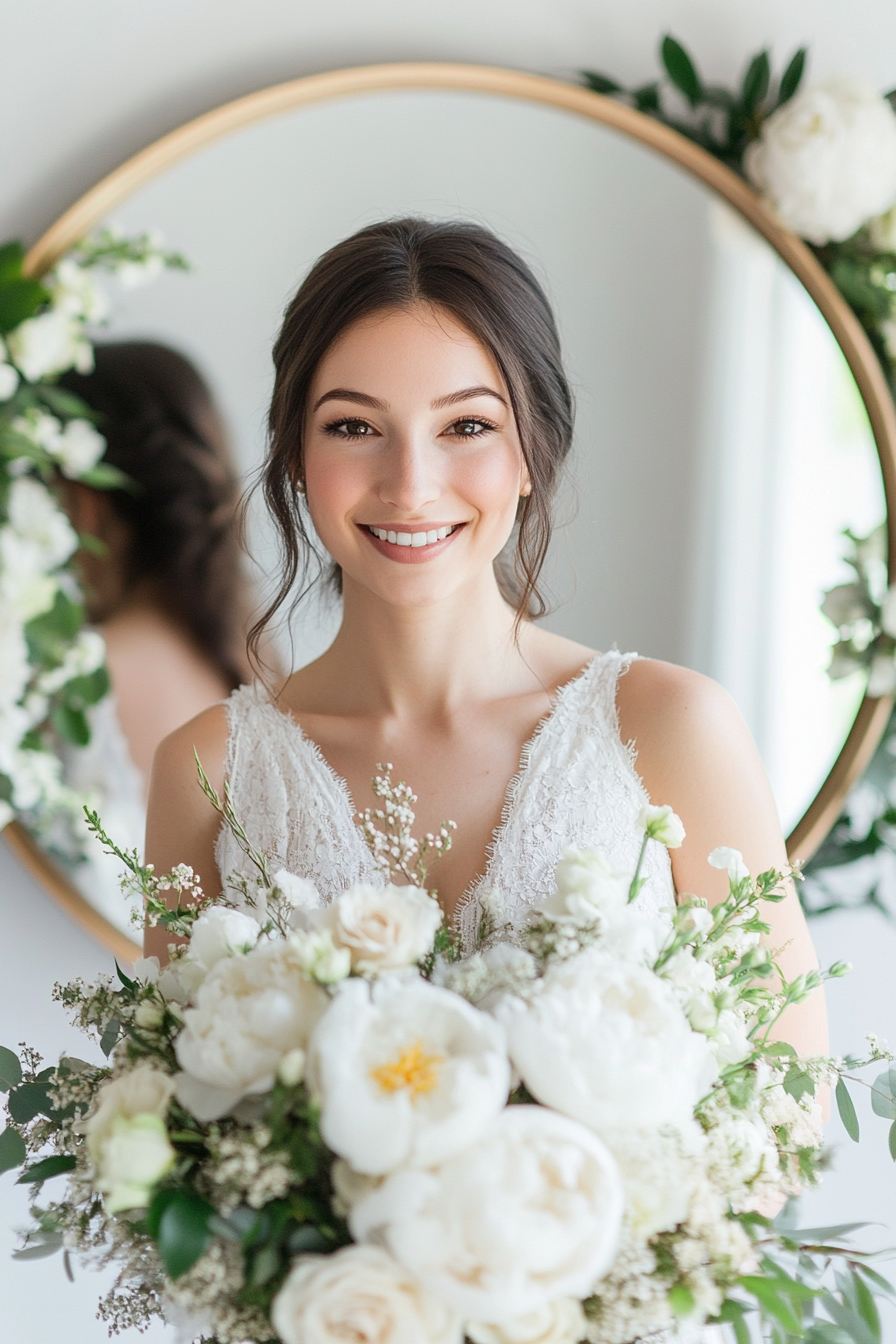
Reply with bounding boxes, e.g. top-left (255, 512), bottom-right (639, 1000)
top-left (10, 60), bottom-right (896, 951)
